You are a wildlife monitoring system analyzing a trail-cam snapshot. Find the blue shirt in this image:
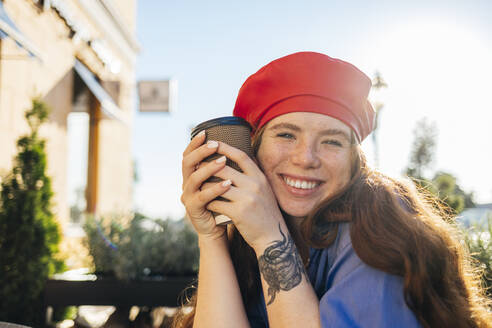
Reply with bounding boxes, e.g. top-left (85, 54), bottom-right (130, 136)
top-left (246, 222), bottom-right (421, 328)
